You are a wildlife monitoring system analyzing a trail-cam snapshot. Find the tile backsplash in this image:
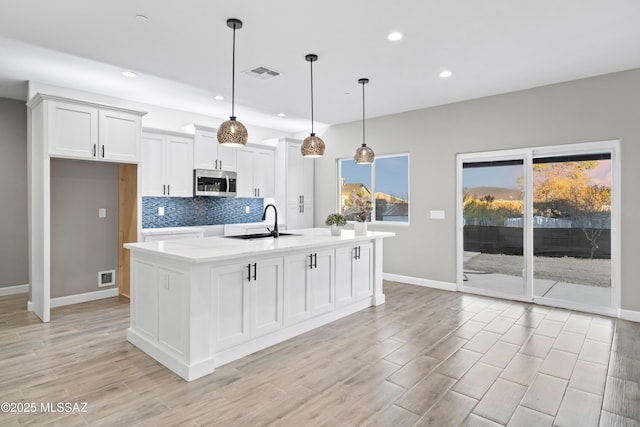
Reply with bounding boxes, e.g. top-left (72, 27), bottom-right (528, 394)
top-left (142, 197), bottom-right (264, 228)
